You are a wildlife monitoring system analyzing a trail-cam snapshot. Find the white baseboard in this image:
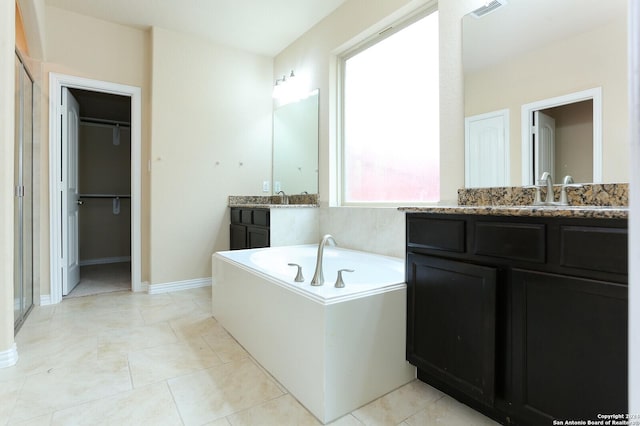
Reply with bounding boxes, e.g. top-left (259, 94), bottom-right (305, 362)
top-left (0, 343), bottom-right (18, 368)
top-left (40, 294), bottom-right (52, 306)
top-left (147, 277), bottom-right (211, 295)
top-left (79, 256), bottom-right (131, 266)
